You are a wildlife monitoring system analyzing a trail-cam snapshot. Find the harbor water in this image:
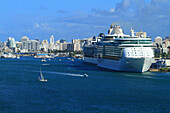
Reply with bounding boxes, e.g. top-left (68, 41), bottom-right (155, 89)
top-left (0, 57), bottom-right (170, 113)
